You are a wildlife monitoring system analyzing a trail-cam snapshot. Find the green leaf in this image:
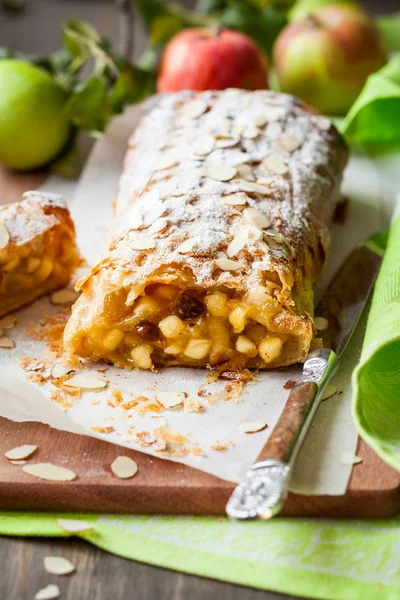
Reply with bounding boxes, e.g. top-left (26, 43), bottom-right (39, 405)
top-left (341, 55), bottom-right (400, 148)
top-left (150, 15), bottom-right (183, 46)
top-left (109, 65), bottom-right (155, 113)
top-left (64, 78), bottom-right (109, 132)
top-left (377, 12), bottom-right (400, 53)
top-left (220, 2), bottom-right (287, 57)
top-left (195, 0), bottom-right (227, 14)
top-left (135, 0), bottom-right (168, 28)
top-left (288, 0), bottom-right (358, 22)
